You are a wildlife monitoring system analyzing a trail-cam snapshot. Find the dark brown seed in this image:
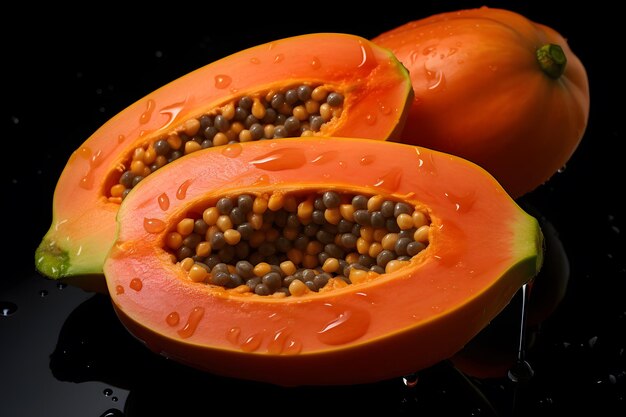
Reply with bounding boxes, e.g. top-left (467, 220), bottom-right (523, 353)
top-left (297, 85), bottom-right (312, 101)
top-left (376, 250), bottom-right (395, 268)
top-left (407, 241), bottom-right (426, 256)
top-left (394, 202), bottom-right (412, 217)
top-left (153, 139), bottom-right (171, 156)
top-left (322, 191), bottom-right (341, 208)
top-left (352, 195), bottom-right (368, 210)
top-left (326, 92), bottom-right (344, 107)
top-left (216, 197), bottom-right (233, 214)
top-left (353, 210), bottom-right (371, 225)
